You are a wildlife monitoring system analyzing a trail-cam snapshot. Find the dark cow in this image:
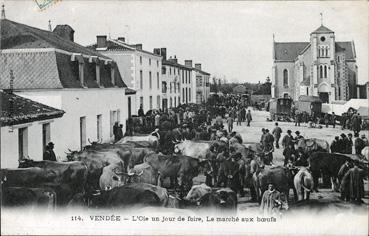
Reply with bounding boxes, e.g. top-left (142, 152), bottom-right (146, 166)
top-left (144, 153), bottom-right (199, 194)
top-left (1, 186), bottom-right (56, 210)
top-left (3, 160), bottom-right (88, 206)
top-left (89, 183), bottom-right (169, 208)
top-left (252, 166), bottom-right (297, 203)
top-left (308, 152), bottom-right (352, 192)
